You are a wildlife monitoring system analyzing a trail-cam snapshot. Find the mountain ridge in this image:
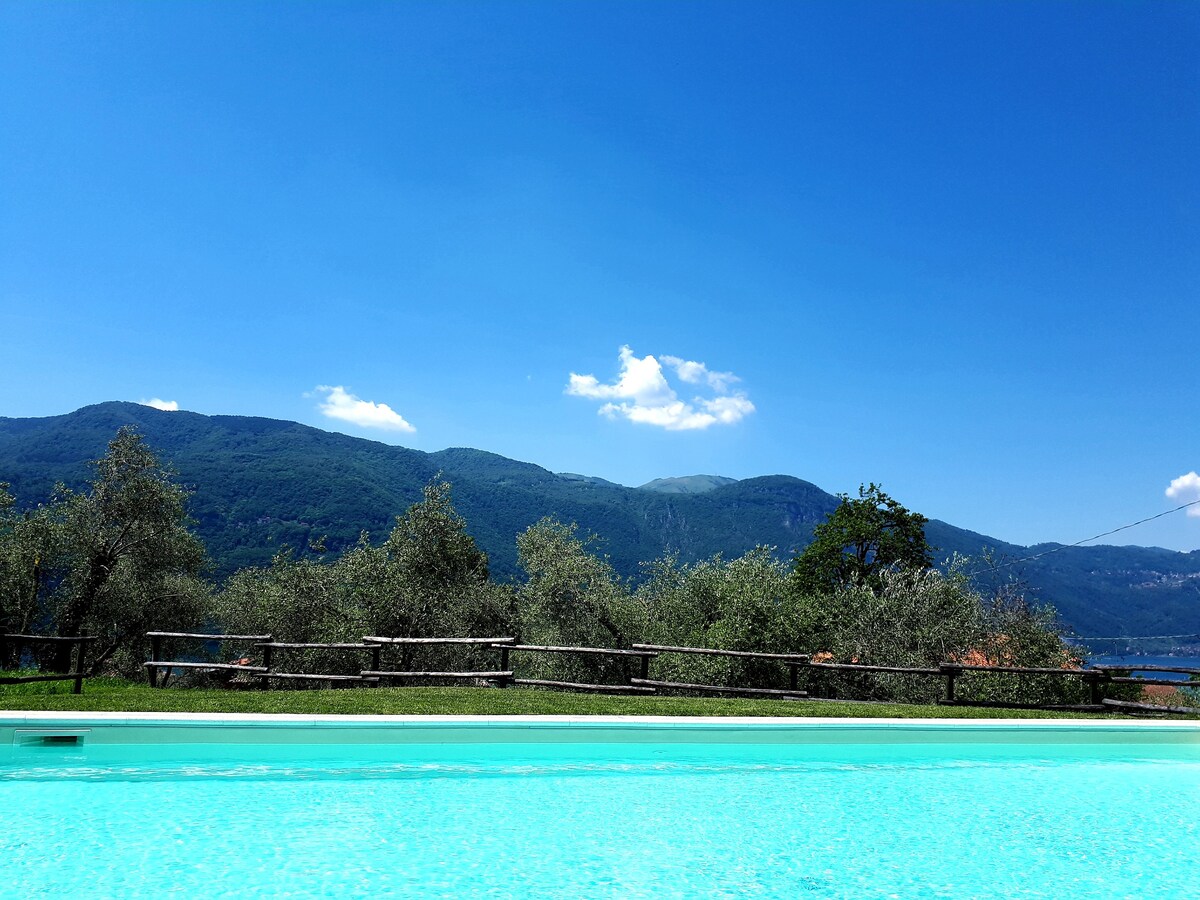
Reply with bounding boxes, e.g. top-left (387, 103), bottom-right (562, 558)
top-left (3, 401), bottom-right (1199, 642)
top-left (640, 475), bottom-right (740, 494)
